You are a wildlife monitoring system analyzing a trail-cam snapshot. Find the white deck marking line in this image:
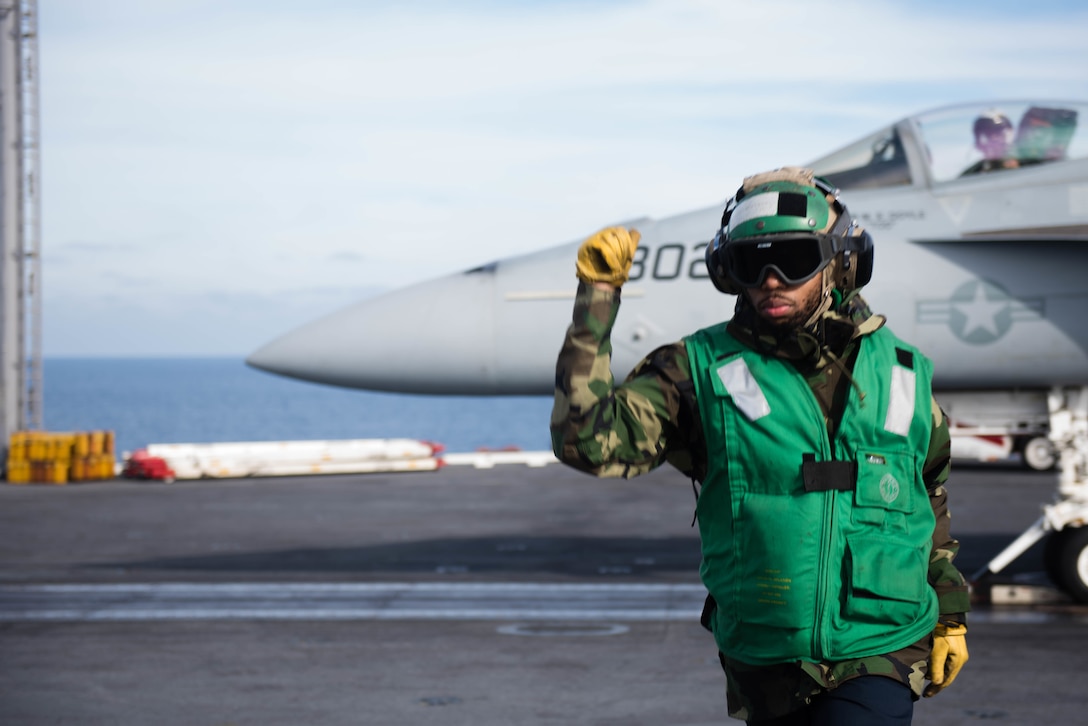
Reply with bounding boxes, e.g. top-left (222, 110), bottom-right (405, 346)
top-left (0, 582), bottom-right (708, 622)
top-left (0, 583), bottom-right (1075, 623)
